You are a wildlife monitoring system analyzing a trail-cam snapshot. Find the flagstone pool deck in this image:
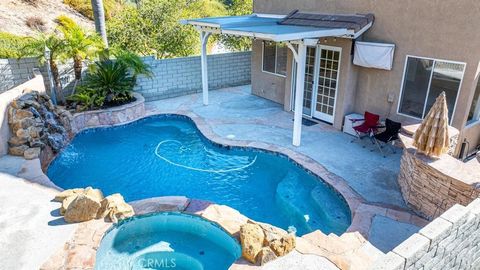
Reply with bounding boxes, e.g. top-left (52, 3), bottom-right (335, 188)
top-left (0, 85), bottom-right (431, 269)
